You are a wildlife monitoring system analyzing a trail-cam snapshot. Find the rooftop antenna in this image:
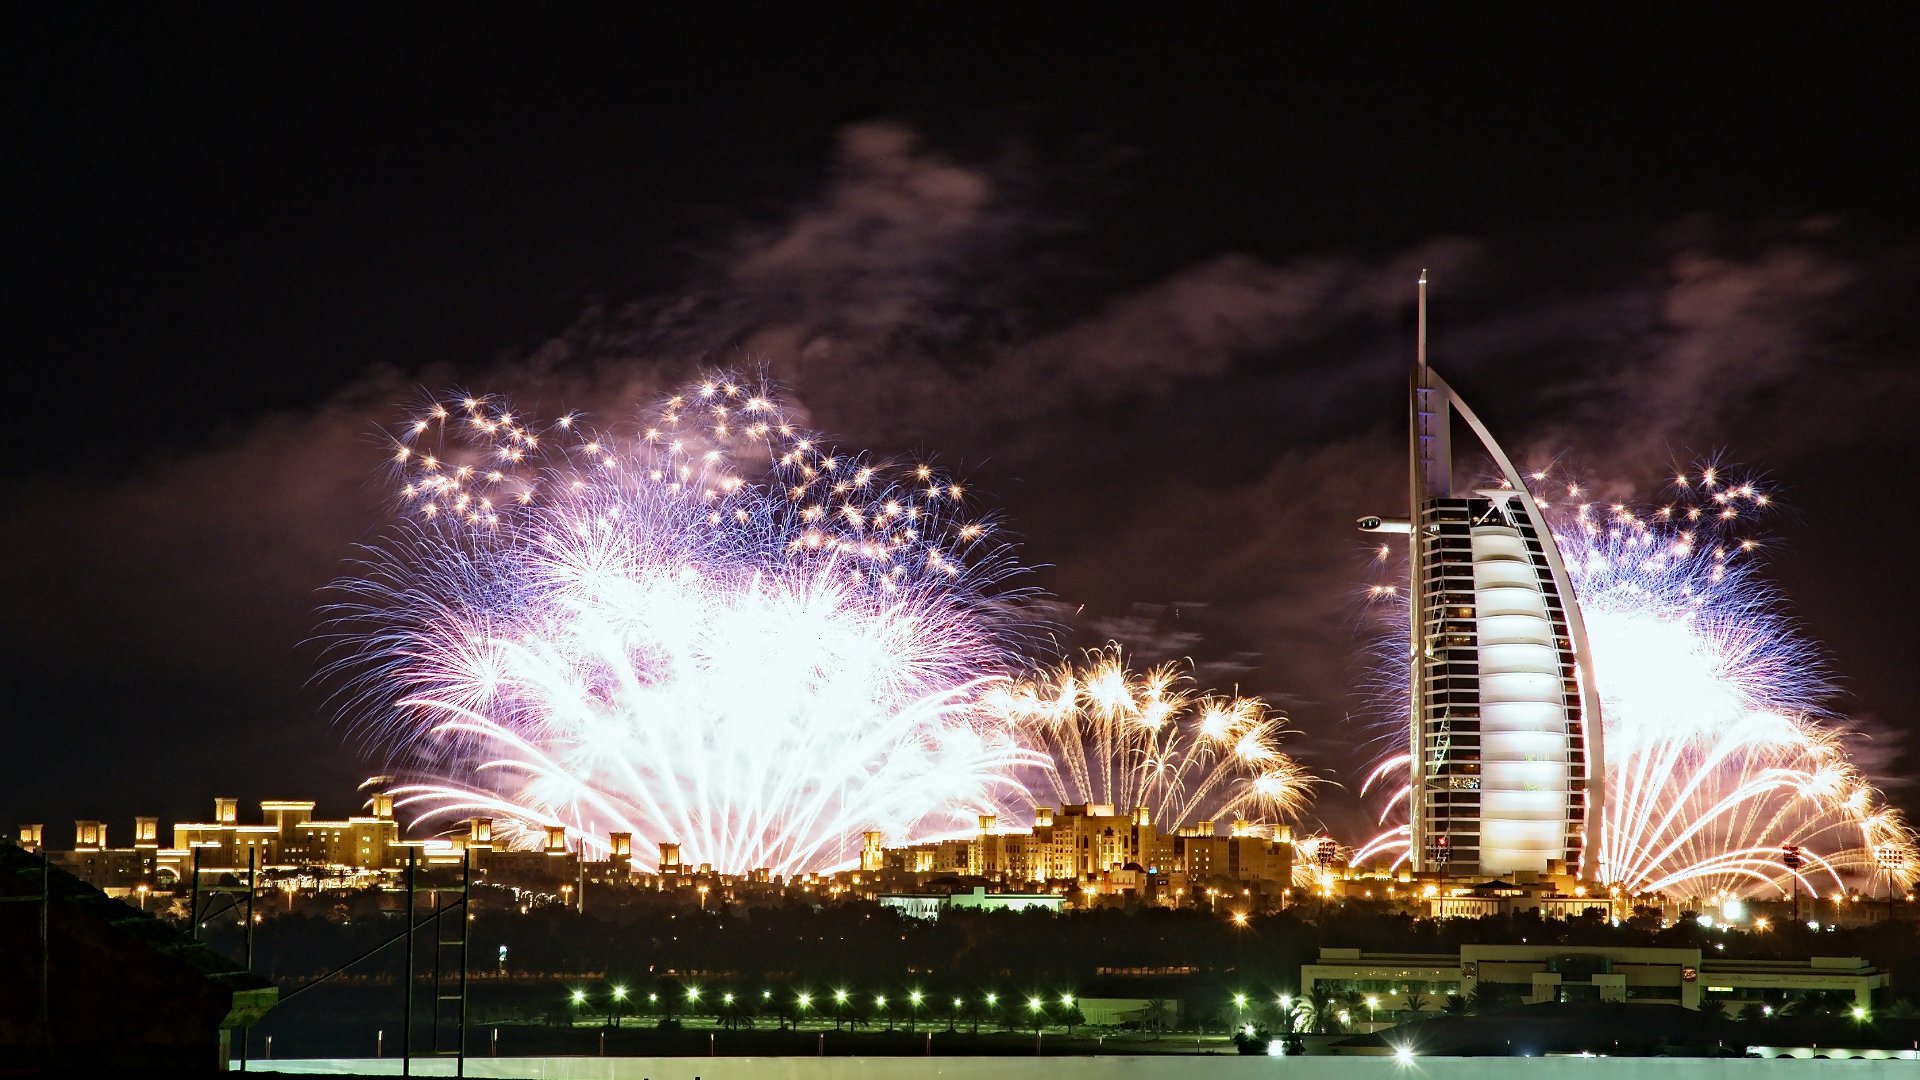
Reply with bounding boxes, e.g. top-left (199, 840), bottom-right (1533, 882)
top-left (1416, 269), bottom-right (1428, 371)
